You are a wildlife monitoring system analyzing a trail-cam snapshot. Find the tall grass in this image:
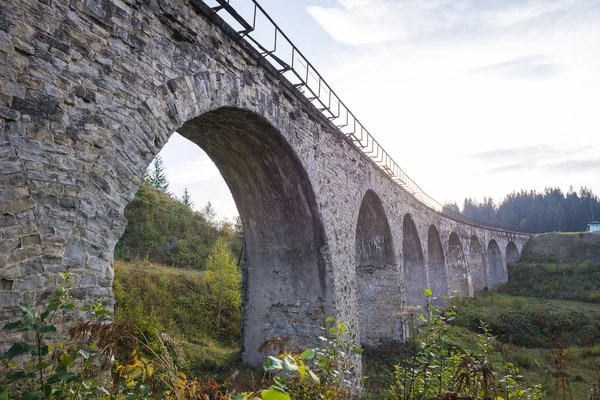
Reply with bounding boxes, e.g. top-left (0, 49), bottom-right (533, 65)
top-left (113, 259), bottom-right (242, 380)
